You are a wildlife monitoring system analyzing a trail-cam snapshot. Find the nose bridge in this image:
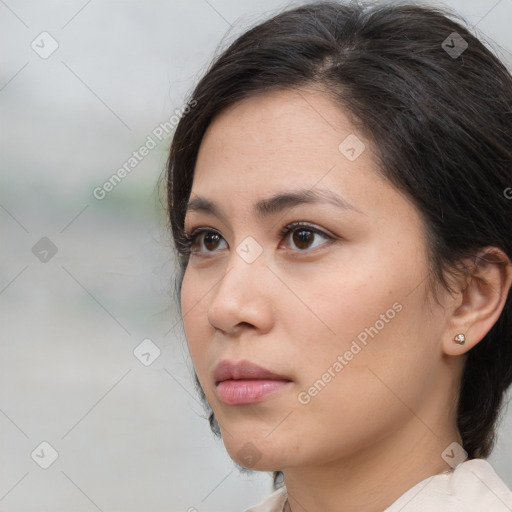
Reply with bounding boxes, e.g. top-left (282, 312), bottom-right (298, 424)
top-left (207, 238), bottom-right (271, 332)
top-left (215, 238), bottom-right (267, 299)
